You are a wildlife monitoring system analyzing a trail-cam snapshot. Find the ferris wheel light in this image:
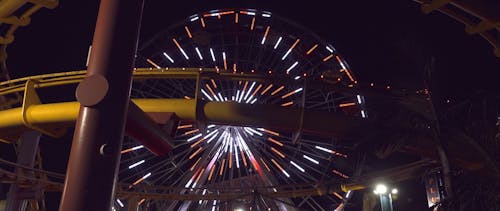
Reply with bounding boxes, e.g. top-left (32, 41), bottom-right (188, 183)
top-left (323, 54), bottom-right (334, 62)
top-left (271, 86), bottom-right (284, 96)
top-left (290, 161), bottom-right (305, 172)
top-left (250, 17), bottom-right (255, 30)
top-left (271, 147), bottom-right (285, 158)
top-left (204, 129), bottom-right (218, 139)
top-left (206, 132), bottom-right (219, 144)
top-left (286, 61), bottom-right (299, 74)
top-left (356, 95), bottom-right (362, 104)
top-left (211, 201), bottom-right (217, 211)
top-left (218, 93), bottom-right (224, 102)
top-left (306, 44), bottom-right (319, 55)
top-left (361, 110), bottom-right (367, 118)
top-left (184, 26), bottom-right (193, 38)
top-left (190, 16), bottom-right (199, 21)
top-left (261, 26), bottom-right (270, 45)
top-left (162, 52), bottom-right (174, 63)
top-left (209, 48), bottom-right (216, 62)
top-left (187, 133), bottom-right (202, 142)
top-left (185, 177), bottom-right (194, 188)
top-left (142, 173), bottom-right (151, 180)
top-left (315, 145), bottom-right (333, 153)
top-left (128, 160), bottom-right (145, 169)
top-left (315, 145), bottom-right (346, 157)
top-left (303, 155), bottom-right (319, 164)
top-left (132, 145), bottom-right (144, 150)
top-left (172, 38), bottom-right (189, 60)
top-left (244, 82), bottom-right (256, 100)
top-left (245, 95), bottom-right (254, 104)
top-left (332, 169), bottom-right (349, 178)
top-left (116, 199), bottom-right (124, 207)
top-left (260, 84), bottom-right (272, 95)
top-left (130, 172), bottom-right (151, 187)
top-left (326, 45), bottom-right (334, 53)
top-left (267, 137), bottom-right (283, 147)
top-left (222, 52), bottom-right (227, 69)
top-left (244, 11), bottom-right (256, 16)
top-left (281, 39), bottom-right (300, 60)
top-left (282, 49), bottom-right (292, 60)
top-left (282, 87), bottom-right (303, 99)
top-left (201, 89), bottom-right (213, 101)
top-left (146, 59), bottom-right (160, 69)
top-left (274, 36), bottom-right (282, 49)
top-left (121, 145), bottom-right (144, 154)
top-left (250, 98), bottom-right (257, 104)
top-left (235, 147), bottom-right (240, 168)
top-left (189, 147), bottom-right (203, 160)
top-left (243, 127), bottom-right (254, 136)
top-left (238, 91), bottom-right (245, 102)
top-left (252, 84), bottom-right (262, 95)
top-left (339, 61), bottom-right (347, 70)
top-left (262, 13), bottom-right (271, 17)
top-left (195, 47), bottom-right (203, 60)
